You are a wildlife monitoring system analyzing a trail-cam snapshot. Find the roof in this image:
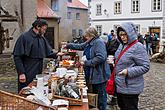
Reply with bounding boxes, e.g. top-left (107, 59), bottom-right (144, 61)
top-left (67, 0), bottom-right (88, 10)
top-left (37, 0), bottom-right (60, 18)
